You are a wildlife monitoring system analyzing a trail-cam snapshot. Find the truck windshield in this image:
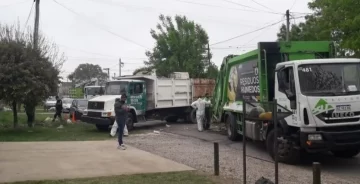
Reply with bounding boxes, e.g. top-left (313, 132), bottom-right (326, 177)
top-left (105, 81), bottom-right (128, 95)
top-left (85, 87), bottom-right (102, 96)
top-left (298, 63), bottom-right (360, 96)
